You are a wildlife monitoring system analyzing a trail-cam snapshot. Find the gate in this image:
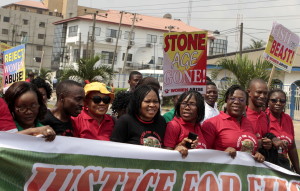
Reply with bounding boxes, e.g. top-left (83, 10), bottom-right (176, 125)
top-left (285, 84), bottom-right (300, 121)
